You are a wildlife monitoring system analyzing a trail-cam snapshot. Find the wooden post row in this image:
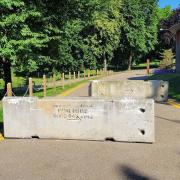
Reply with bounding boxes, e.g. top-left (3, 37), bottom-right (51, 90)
top-left (96, 69), bottom-right (98, 76)
top-left (84, 70), bottom-right (86, 79)
top-left (78, 71), bottom-right (80, 79)
top-left (147, 59), bottom-right (150, 74)
top-left (73, 72), bottom-right (76, 80)
top-left (88, 70), bottom-right (90, 78)
top-left (7, 83), bottom-right (12, 97)
top-left (43, 75), bottom-right (47, 97)
top-left (53, 74), bottom-right (56, 91)
top-left (62, 73), bottom-right (65, 89)
top-left (29, 78), bottom-right (33, 97)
